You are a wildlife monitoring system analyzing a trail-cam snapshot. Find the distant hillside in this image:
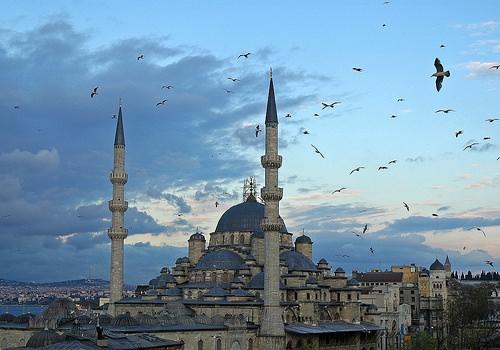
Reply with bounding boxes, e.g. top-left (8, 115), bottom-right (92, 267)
top-left (0, 278), bottom-right (109, 287)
